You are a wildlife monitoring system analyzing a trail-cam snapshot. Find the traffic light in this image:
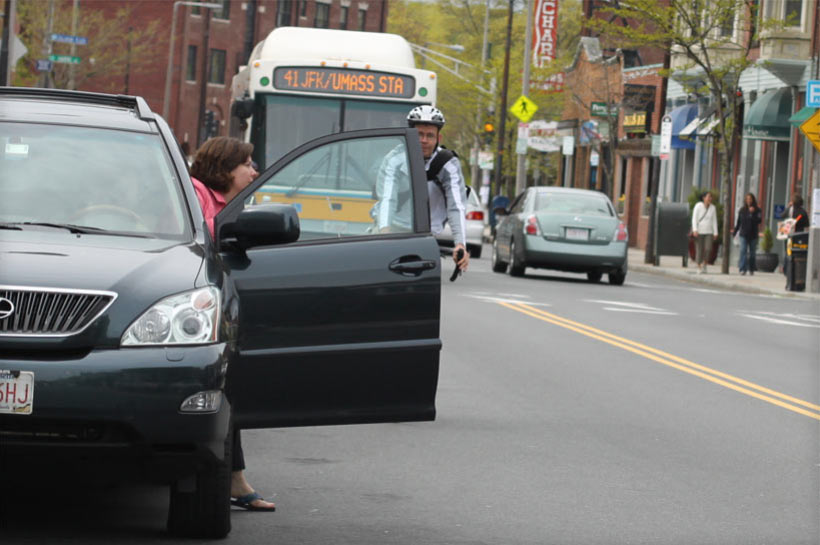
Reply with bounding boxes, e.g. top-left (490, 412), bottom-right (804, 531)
top-left (482, 119), bottom-right (495, 146)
